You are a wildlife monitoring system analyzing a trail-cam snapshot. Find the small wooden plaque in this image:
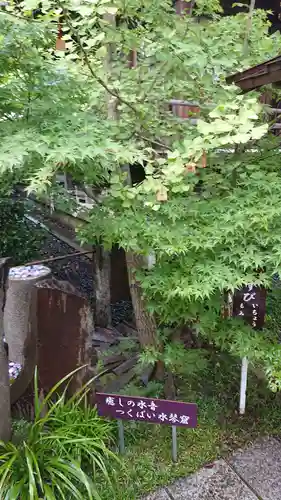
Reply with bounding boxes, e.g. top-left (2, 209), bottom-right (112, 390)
top-left (201, 151), bottom-right (207, 168)
top-left (156, 186), bottom-right (168, 201)
top-left (185, 163), bottom-right (196, 174)
top-left (56, 38), bottom-right (66, 51)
